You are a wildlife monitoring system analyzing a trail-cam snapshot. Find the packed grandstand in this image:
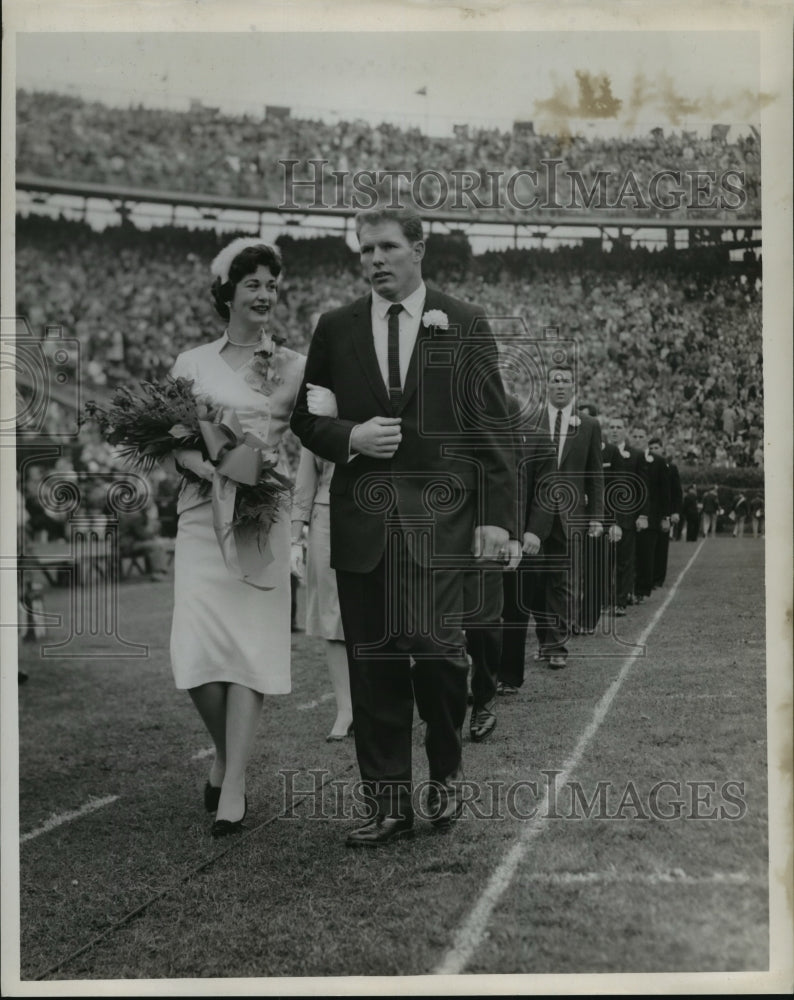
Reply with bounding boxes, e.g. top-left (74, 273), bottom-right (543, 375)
top-left (17, 90), bottom-right (761, 218)
top-left (15, 90), bottom-right (763, 477)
